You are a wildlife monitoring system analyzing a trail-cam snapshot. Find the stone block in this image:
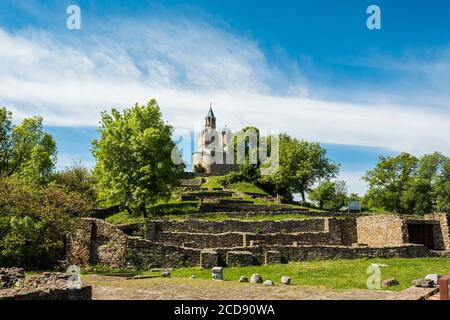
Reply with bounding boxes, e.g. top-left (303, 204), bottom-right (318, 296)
top-left (281, 276), bottom-right (291, 285)
top-left (264, 251), bottom-right (281, 265)
top-left (200, 250), bottom-right (219, 269)
top-left (412, 279), bottom-right (434, 288)
top-left (424, 274), bottom-right (441, 285)
top-left (226, 251), bottom-right (254, 267)
top-left (263, 280), bottom-right (275, 286)
top-left (382, 278), bottom-right (399, 287)
top-left (250, 274), bottom-right (263, 284)
top-left (211, 267), bottom-right (223, 281)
